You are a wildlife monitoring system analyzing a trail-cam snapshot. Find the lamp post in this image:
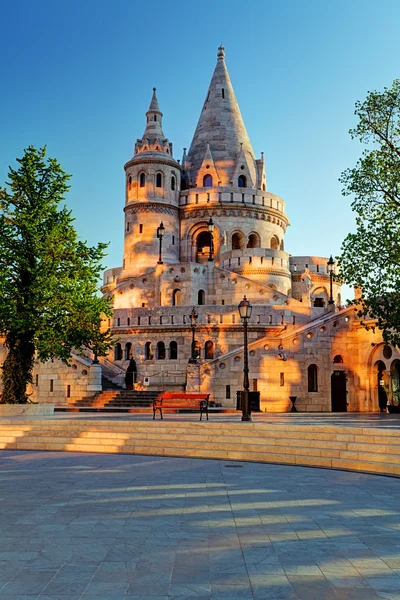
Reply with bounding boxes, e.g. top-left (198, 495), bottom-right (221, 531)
top-left (327, 255), bottom-right (335, 305)
top-left (207, 217), bottom-right (214, 262)
top-left (188, 307), bottom-right (199, 363)
top-left (238, 295), bottom-right (252, 422)
top-left (157, 222), bottom-right (165, 265)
